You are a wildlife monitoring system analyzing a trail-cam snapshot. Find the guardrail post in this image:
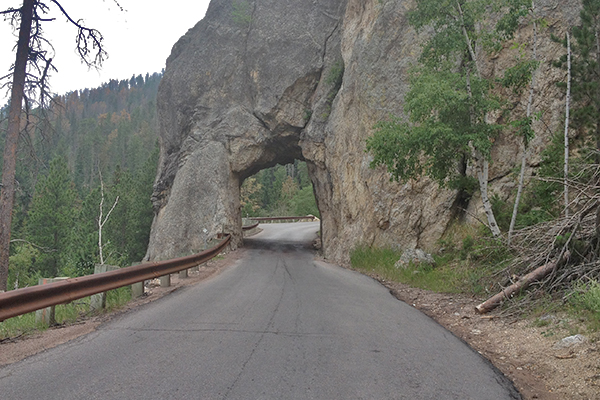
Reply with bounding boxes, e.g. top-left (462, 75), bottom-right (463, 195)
top-left (0, 234), bottom-right (232, 322)
top-left (160, 274), bottom-right (171, 287)
top-left (179, 268), bottom-right (188, 279)
top-left (90, 264), bottom-right (120, 311)
top-left (35, 277), bottom-right (69, 325)
top-left (130, 263), bottom-right (144, 298)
